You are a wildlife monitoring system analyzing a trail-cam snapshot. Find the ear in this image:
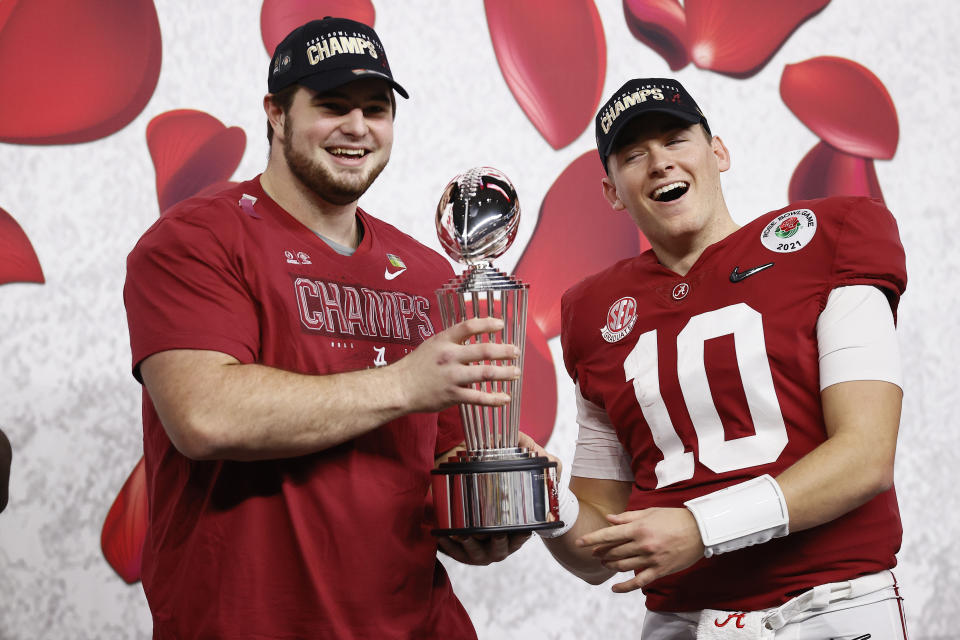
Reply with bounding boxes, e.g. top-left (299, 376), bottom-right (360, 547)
top-left (602, 176), bottom-right (625, 211)
top-left (711, 135), bottom-right (731, 173)
top-left (264, 94), bottom-right (285, 141)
